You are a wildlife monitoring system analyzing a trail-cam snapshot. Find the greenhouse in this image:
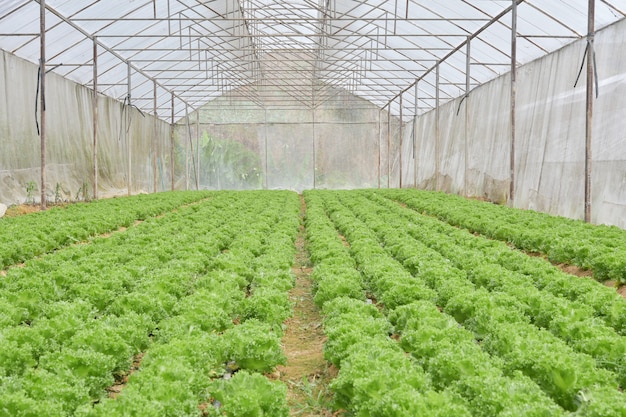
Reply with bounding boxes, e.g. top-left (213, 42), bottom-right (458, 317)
top-left (1, 1), bottom-right (626, 416)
